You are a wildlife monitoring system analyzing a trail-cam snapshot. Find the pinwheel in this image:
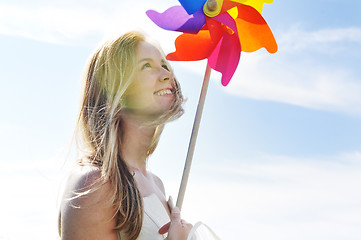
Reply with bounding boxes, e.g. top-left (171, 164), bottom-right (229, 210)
top-left (147, 0), bottom-right (277, 86)
top-left (146, 0), bottom-right (278, 209)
